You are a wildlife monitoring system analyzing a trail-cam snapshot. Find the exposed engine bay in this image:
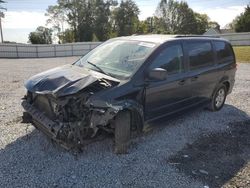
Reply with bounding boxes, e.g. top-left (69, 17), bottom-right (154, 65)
top-left (22, 78), bottom-right (122, 149)
top-left (21, 62), bottom-right (128, 149)
top-left (21, 60), bottom-right (145, 152)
